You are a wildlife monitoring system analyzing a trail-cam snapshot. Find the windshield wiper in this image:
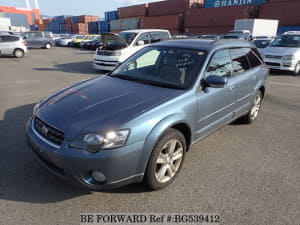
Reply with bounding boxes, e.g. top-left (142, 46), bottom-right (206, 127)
top-left (109, 74), bottom-right (185, 89)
